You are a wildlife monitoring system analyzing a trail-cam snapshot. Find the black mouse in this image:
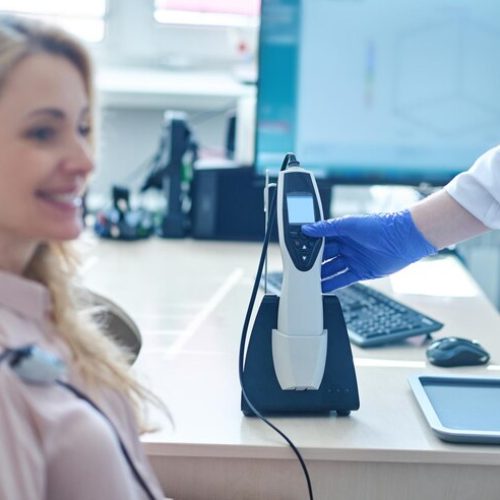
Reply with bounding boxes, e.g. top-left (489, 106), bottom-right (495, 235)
top-left (426, 336), bottom-right (490, 367)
